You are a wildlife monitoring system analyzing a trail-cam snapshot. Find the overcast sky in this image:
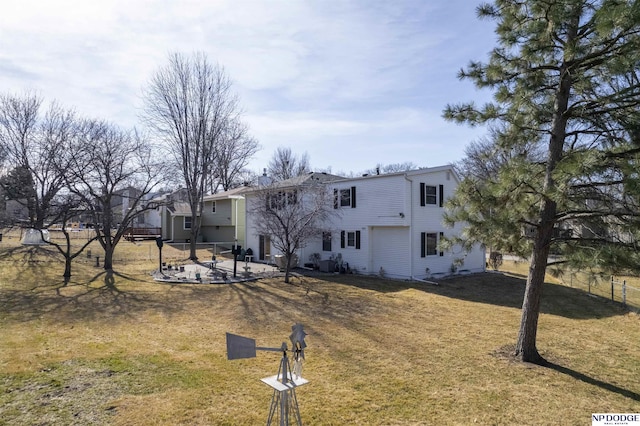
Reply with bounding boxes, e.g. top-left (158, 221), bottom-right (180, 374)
top-left (0, 0), bottom-right (497, 175)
